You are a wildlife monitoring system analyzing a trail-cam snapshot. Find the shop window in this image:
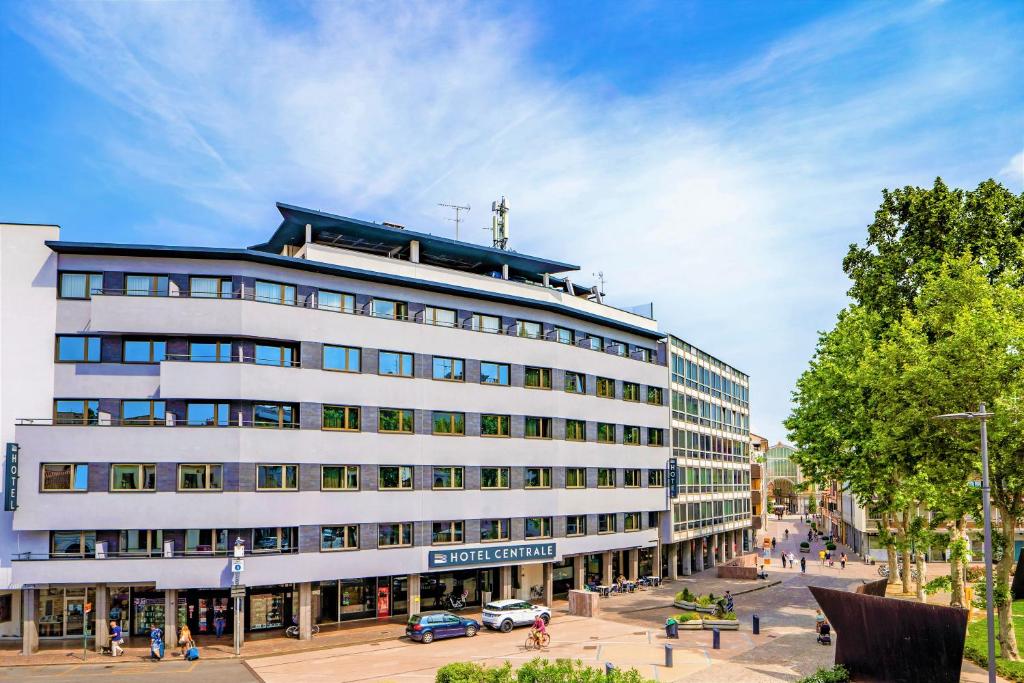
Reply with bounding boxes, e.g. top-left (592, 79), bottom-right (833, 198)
top-left (189, 341), bottom-right (231, 362)
top-left (565, 419), bottom-right (586, 441)
top-left (122, 400), bottom-right (166, 426)
top-left (379, 351), bottom-right (414, 377)
top-left (189, 276), bottom-right (232, 299)
top-left (598, 514), bottom-right (616, 534)
top-left (249, 592), bottom-right (286, 631)
top-left (125, 274), bottom-right (169, 297)
top-left (524, 467), bottom-right (551, 489)
top-left (480, 519), bottom-right (510, 542)
top-left (257, 464), bottom-right (298, 491)
top-left (432, 466), bottom-right (464, 490)
top-left (323, 345), bottom-right (361, 372)
top-left (41, 464), bottom-right (88, 492)
top-left (432, 411), bottom-right (465, 435)
top-left (480, 362), bottom-right (510, 385)
top-left (254, 280), bottom-right (296, 306)
top-left (110, 464), bottom-right (156, 491)
top-left (58, 271), bottom-right (103, 299)
top-left (565, 467), bottom-right (585, 489)
top-left (481, 467), bottom-right (510, 489)
top-left (564, 371), bottom-right (585, 394)
top-left (53, 400), bottom-right (99, 425)
top-left (318, 290), bottom-right (354, 313)
top-left (55, 336), bottom-right (101, 363)
top-left (431, 521), bottom-right (464, 545)
top-left (185, 529), bottom-right (228, 554)
top-left (379, 465), bottom-right (414, 490)
top-left (370, 299), bottom-right (408, 320)
top-left (320, 526), bottom-right (359, 551)
top-left (177, 464), bottom-right (223, 491)
top-left (596, 377), bottom-right (614, 398)
top-left (624, 469), bottom-right (641, 488)
top-left (566, 515), bottom-right (586, 537)
top-left (123, 339), bottom-right (167, 364)
top-left (0, 594), bottom-right (11, 624)
top-left (525, 517), bottom-right (552, 539)
top-left (432, 357), bottom-right (465, 382)
top-left (187, 402), bottom-right (230, 426)
top-left (323, 405), bottom-right (360, 431)
top-left (51, 531), bottom-right (96, 556)
top-left (378, 522), bottom-right (413, 548)
top-left (481, 414), bottom-right (510, 437)
top-left (424, 306), bottom-right (456, 327)
top-left (379, 408), bottom-right (414, 433)
top-left (597, 468), bottom-right (616, 488)
top-left (524, 367), bottom-right (551, 389)
top-left (322, 465), bottom-right (359, 490)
